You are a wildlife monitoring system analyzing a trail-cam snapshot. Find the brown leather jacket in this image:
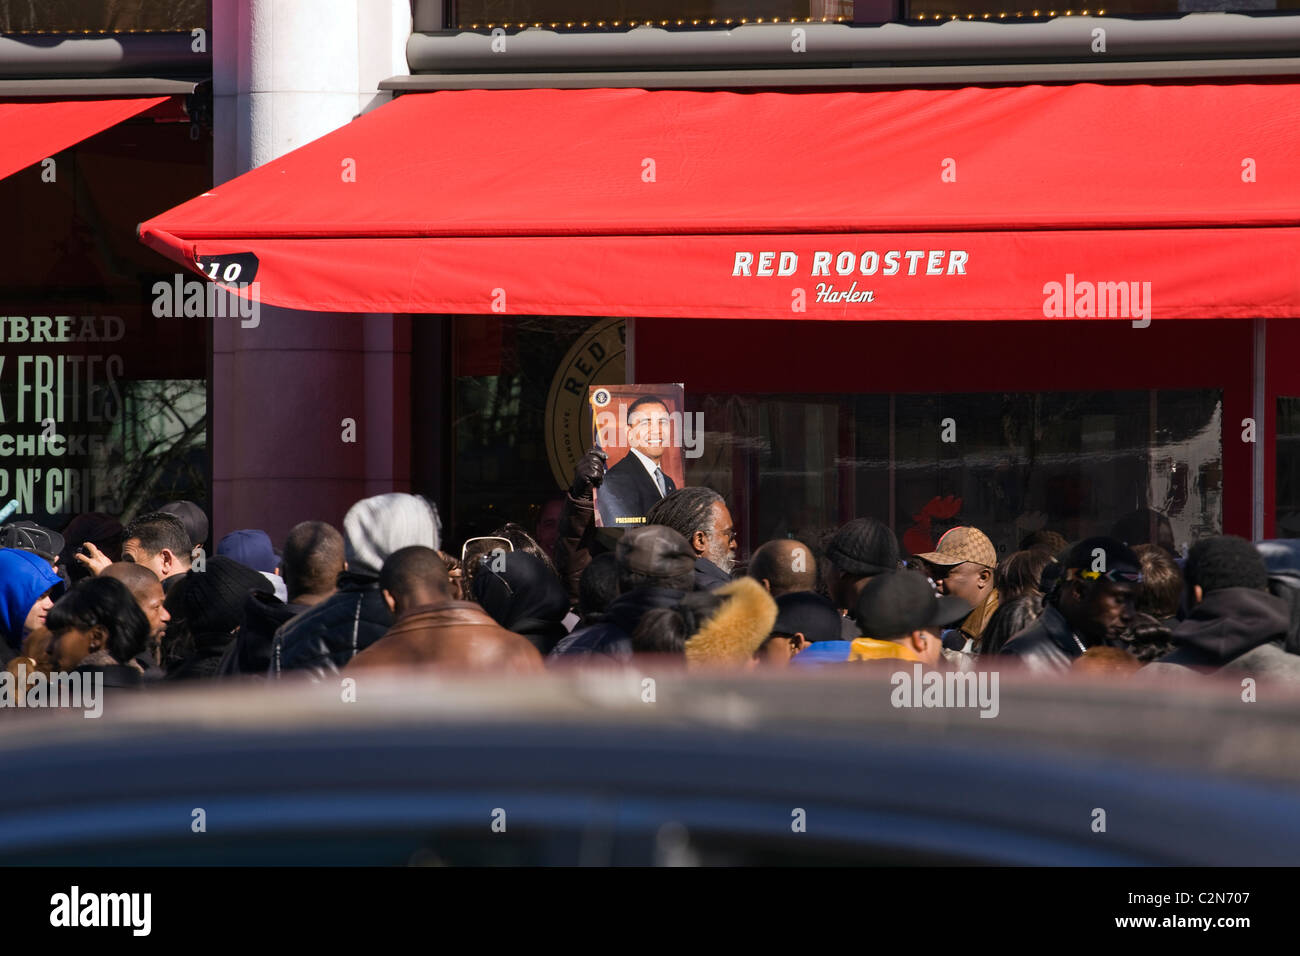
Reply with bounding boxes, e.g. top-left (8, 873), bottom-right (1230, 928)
top-left (345, 600), bottom-right (543, 673)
